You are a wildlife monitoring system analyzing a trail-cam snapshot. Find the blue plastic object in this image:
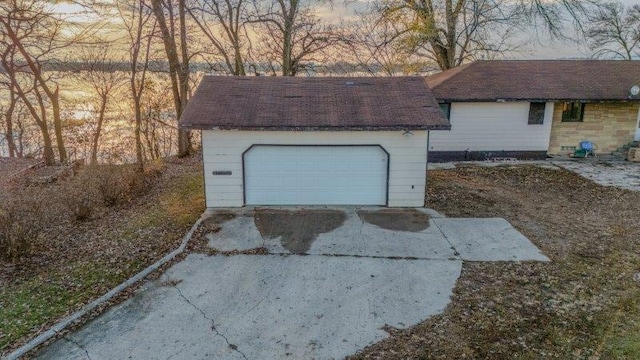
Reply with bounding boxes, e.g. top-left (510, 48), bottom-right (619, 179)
top-left (580, 141), bottom-right (595, 151)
